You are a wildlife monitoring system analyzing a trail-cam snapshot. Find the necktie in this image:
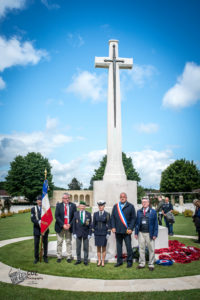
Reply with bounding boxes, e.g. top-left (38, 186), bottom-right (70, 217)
top-left (81, 211), bottom-right (83, 224)
top-left (144, 209), bottom-right (146, 216)
top-left (64, 204), bottom-right (68, 224)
